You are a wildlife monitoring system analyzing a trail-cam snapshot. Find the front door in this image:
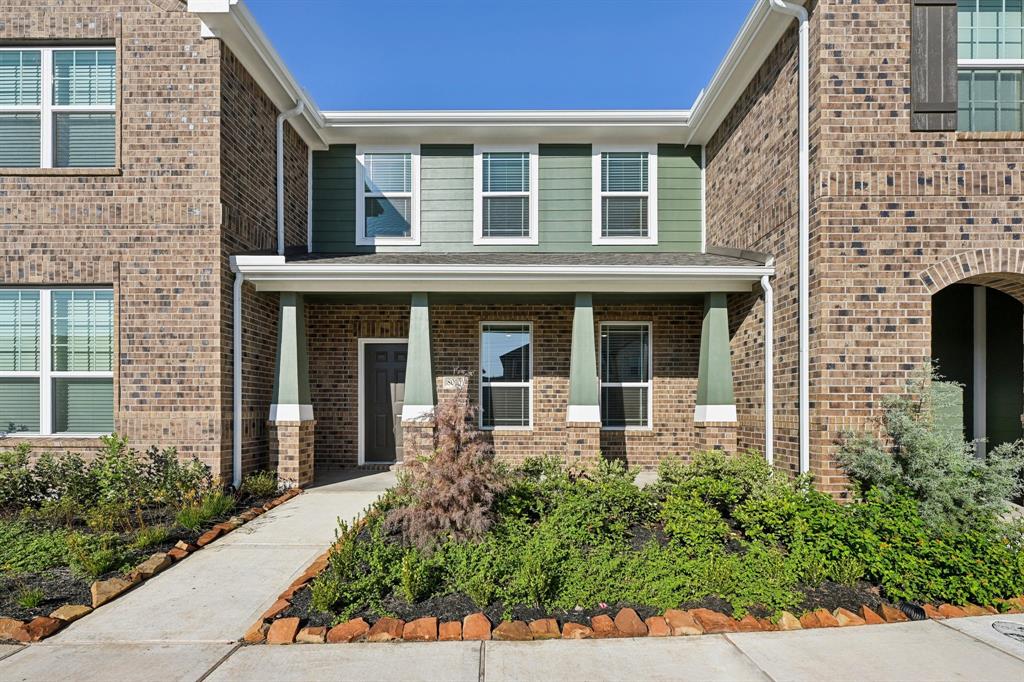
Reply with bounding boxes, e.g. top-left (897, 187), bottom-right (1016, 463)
top-left (363, 343), bottom-right (407, 463)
